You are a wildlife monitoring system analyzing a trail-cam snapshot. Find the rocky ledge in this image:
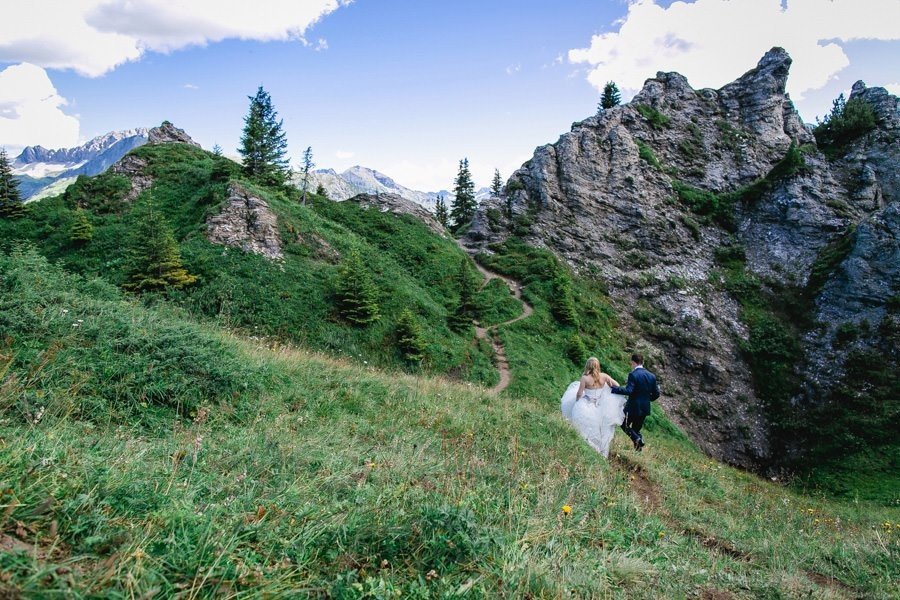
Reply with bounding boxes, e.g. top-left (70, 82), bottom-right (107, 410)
top-left (206, 183), bottom-right (284, 260)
